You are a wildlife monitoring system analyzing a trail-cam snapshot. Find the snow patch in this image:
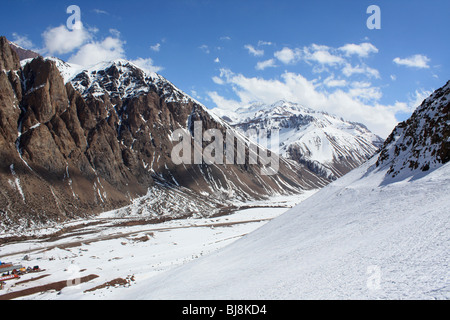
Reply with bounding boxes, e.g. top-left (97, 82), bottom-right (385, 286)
top-left (9, 164), bottom-right (25, 202)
